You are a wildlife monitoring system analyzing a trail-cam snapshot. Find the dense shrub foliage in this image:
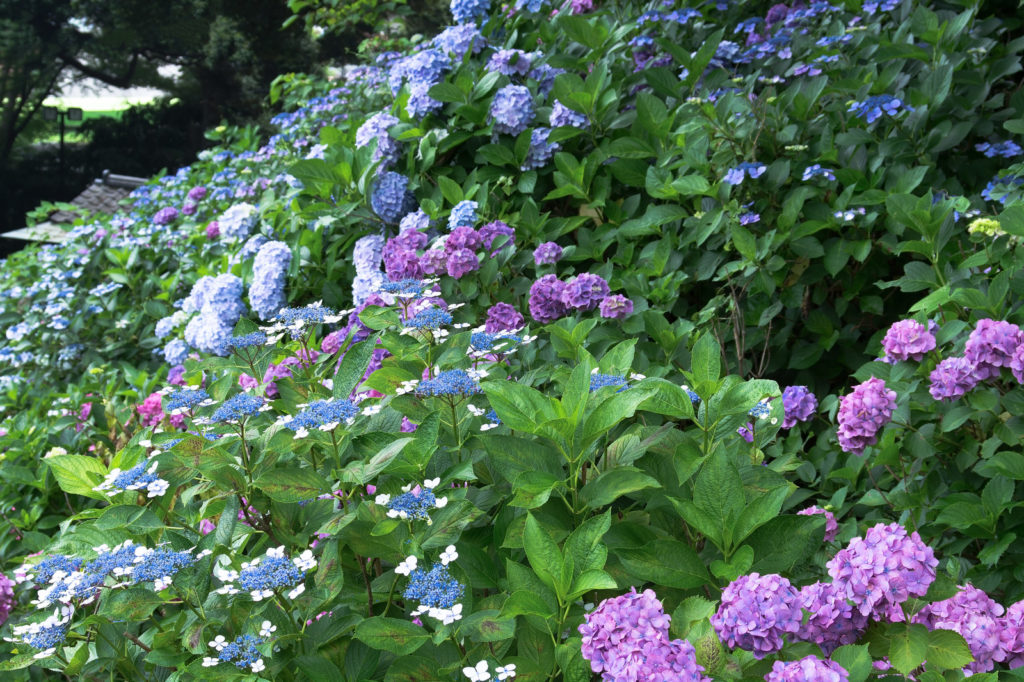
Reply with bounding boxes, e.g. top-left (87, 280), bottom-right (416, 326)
top-left (1, 0), bottom-right (1024, 679)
